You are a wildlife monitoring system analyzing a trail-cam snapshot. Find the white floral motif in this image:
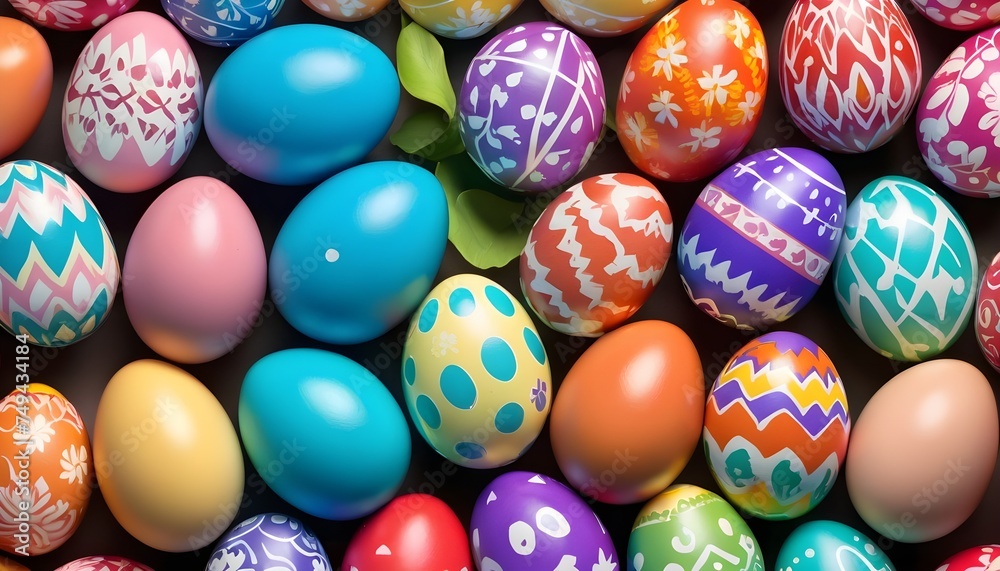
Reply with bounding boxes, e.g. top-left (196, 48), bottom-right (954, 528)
top-left (737, 91), bottom-right (761, 124)
top-left (620, 69), bottom-right (636, 102)
top-left (728, 10), bottom-right (750, 48)
top-left (681, 121), bottom-right (722, 153)
top-left (650, 34), bottom-right (687, 80)
top-left (14, 413), bottom-right (55, 454)
top-left (697, 65), bottom-right (738, 110)
top-left (59, 445), bottom-right (89, 485)
top-left (436, 1), bottom-right (513, 39)
top-left (979, 71), bottom-right (1000, 145)
top-left (335, 0), bottom-right (366, 17)
top-left (9, 0), bottom-right (87, 29)
top-left (648, 90), bottom-right (682, 127)
top-left (432, 331), bottom-right (459, 357)
top-left (207, 547), bottom-right (246, 571)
